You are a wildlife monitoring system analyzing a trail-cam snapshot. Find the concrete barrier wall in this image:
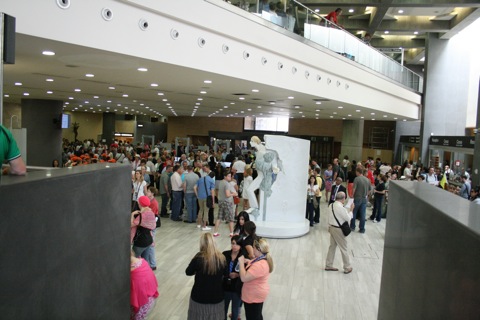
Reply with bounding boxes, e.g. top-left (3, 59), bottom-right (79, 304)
top-left (0, 164), bottom-right (132, 319)
top-left (379, 181), bottom-right (480, 319)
